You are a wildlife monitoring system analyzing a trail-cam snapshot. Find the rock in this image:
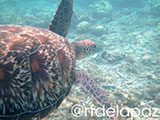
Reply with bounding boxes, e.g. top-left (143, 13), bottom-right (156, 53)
top-left (154, 69), bottom-right (160, 78)
top-left (155, 95), bottom-right (160, 105)
top-left (157, 57), bottom-right (160, 65)
top-left (96, 25), bottom-right (104, 31)
top-left (65, 102), bottom-right (74, 109)
top-left (113, 91), bottom-right (126, 101)
top-left (141, 54), bottom-right (152, 65)
top-left (147, 86), bottom-right (160, 99)
top-left (101, 51), bottom-right (107, 59)
top-left (146, 72), bottom-right (156, 80)
top-left (124, 97), bottom-right (140, 108)
top-left (125, 55), bottom-right (135, 64)
top-left (91, 25), bottom-right (105, 36)
top-left (101, 51), bottom-right (124, 64)
top-left (125, 64), bottom-right (139, 74)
